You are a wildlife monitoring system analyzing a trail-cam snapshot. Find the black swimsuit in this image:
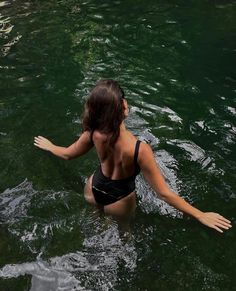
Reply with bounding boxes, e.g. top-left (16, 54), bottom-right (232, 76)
top-left (92, 140), bottom-right (141, 206)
